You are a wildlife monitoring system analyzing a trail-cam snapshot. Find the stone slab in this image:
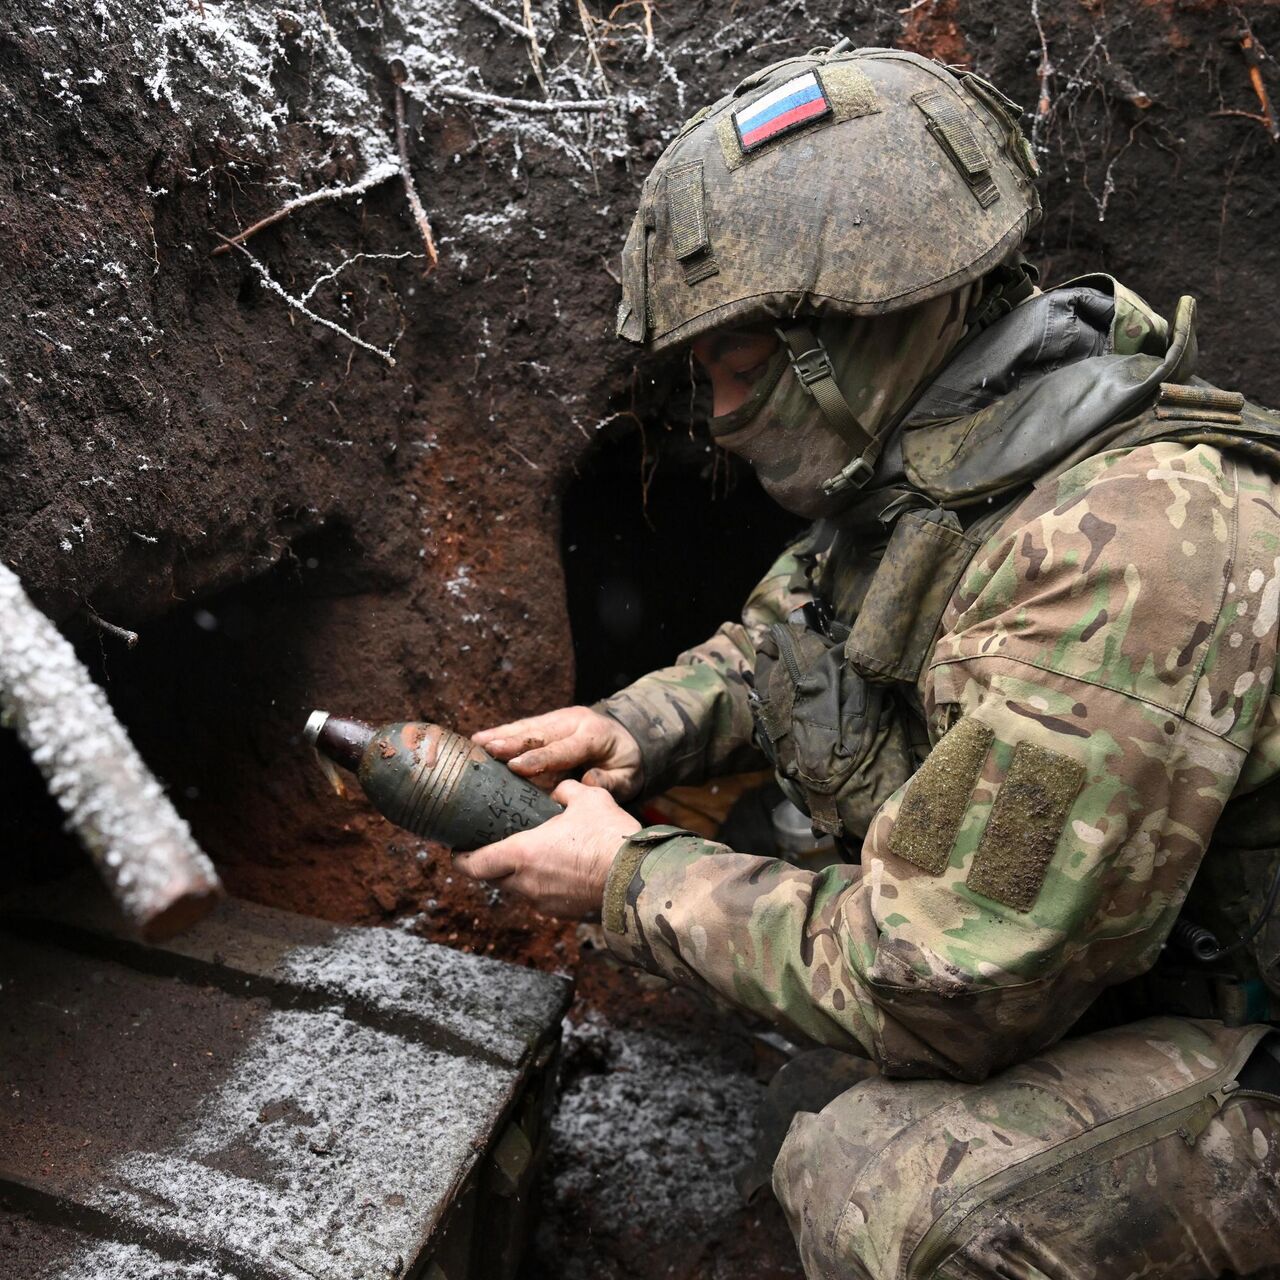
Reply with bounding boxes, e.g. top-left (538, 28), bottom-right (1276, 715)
top-left (0, 887), bottom-right (570, 1280)
top-left (3, 882), bottom-right (568, 1067)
